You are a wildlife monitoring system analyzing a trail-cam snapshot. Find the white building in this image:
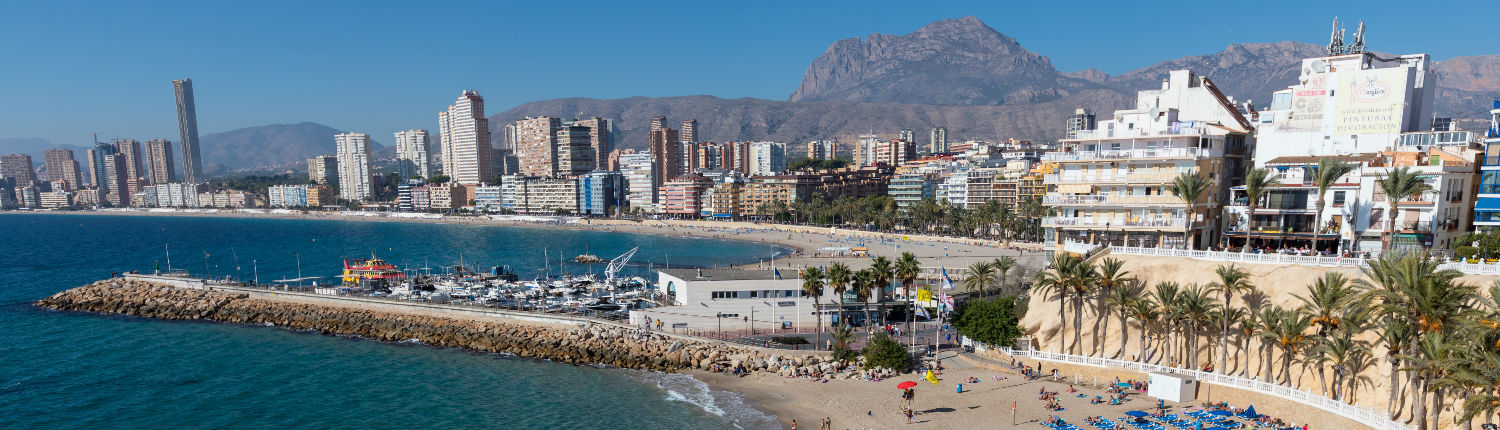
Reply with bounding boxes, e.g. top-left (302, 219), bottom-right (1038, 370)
top-left (335, 132), bottom-right (373, 201)
top-left (394, 129), bottom-right (431, 180)
top-left (1253, 52), bottom-right (1437, 166)
top-left (621, 152), bottom-right (657, 212)
top-left (652, 269), bottom-right (856, 330)
top-left (749, 142), bottom-right (786, 176)
top-left (439, 90), bottom-right (493, 185)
